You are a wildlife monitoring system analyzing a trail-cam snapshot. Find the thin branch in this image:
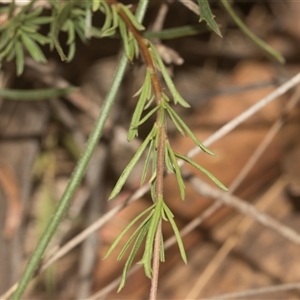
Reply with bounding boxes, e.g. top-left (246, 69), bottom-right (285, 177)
top-left (183, 88), bottom-right (300, 298)
top-left (186, 71), bottom-right (300, 160)
top-left (177, 0), bottom-right (199, 15)
top-left (107, 2), bottom-right (167, 298)
top-left (207, 282), bottom-right (300, 299)
top-left (184, 177), bottom-right (287, 300)
top-left (187, 175), bottom-right (300, 245)
top-left (10, 1), bottom-right (150, 298)
top-left (77, 146), bottom-right (108, 299)
top-left (4, 66), bottom-right (300, 300)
